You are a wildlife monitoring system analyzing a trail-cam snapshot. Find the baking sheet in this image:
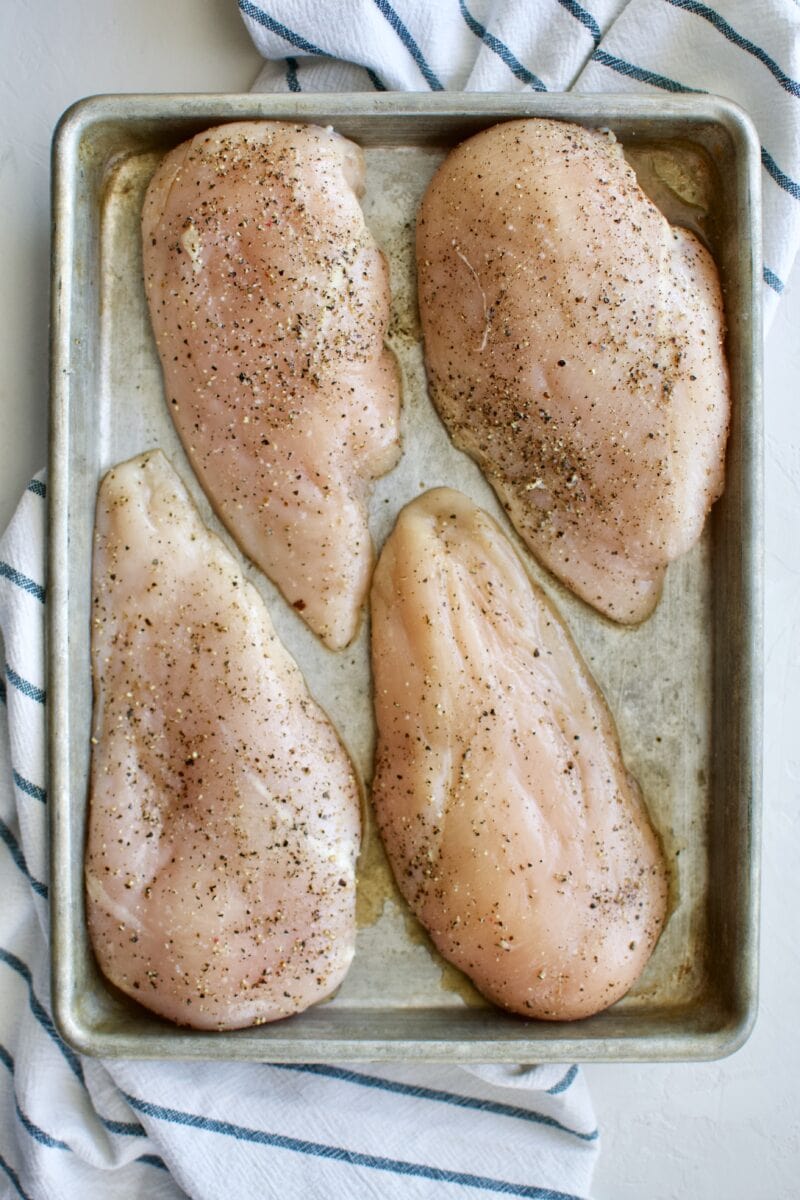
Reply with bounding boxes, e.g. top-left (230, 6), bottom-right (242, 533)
top-left (50, 93), bottom-right (763, 1061)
